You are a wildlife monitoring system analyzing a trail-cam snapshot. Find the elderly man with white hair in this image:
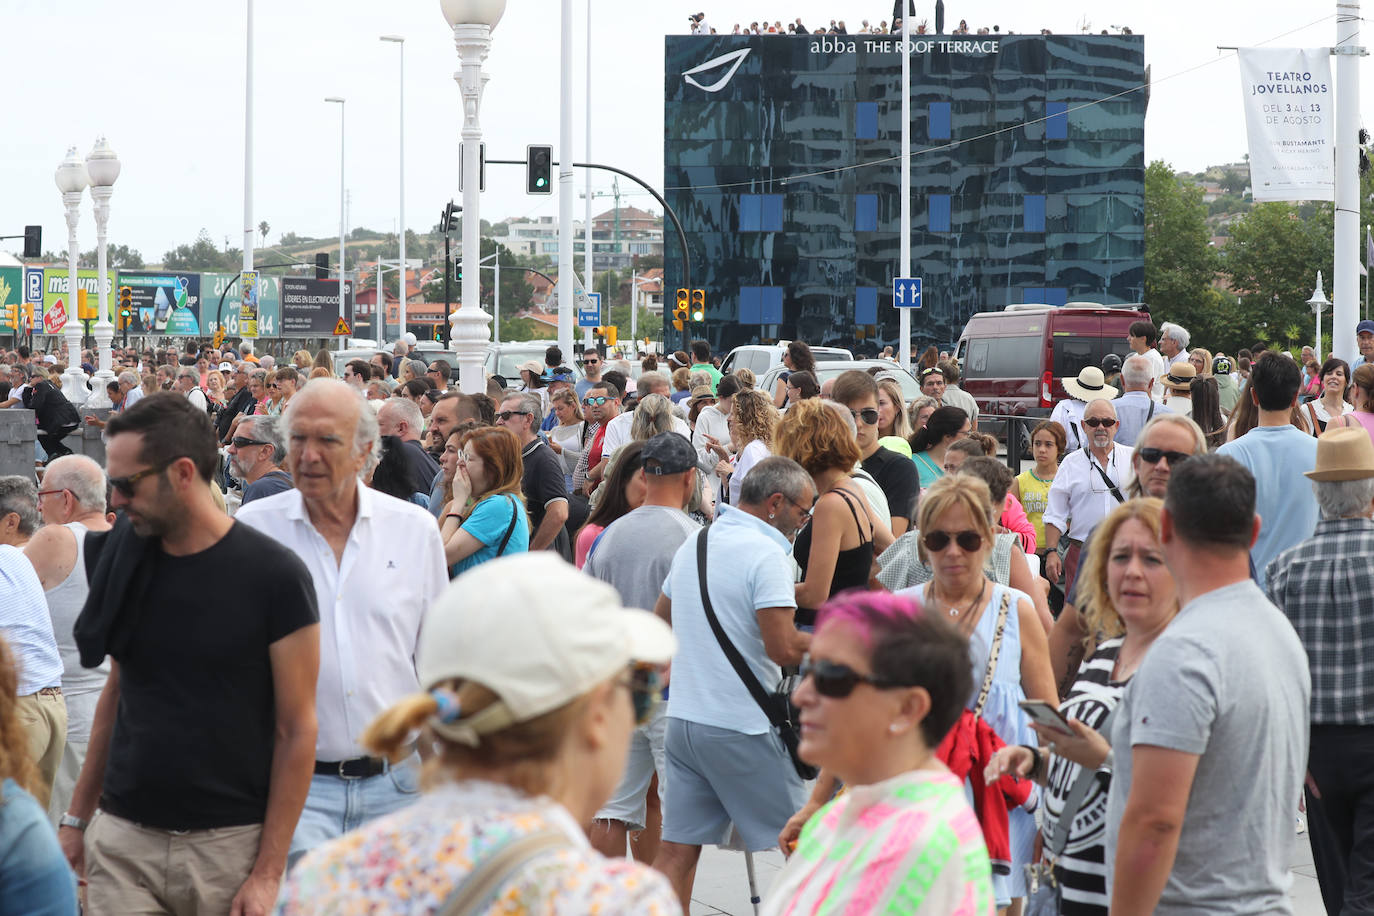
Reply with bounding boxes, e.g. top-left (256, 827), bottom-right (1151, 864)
top-left (1113, 354), bottom-right (1173, 447)
top-left (22, 455), bottom-right (113, 820)
top-left (235, 379), bottom-right (447, 868)
top-left (1158, 320), bottom-right (1192, 367)
top-left (375, 397), bottom-right (439, 496)
top-left (175, 366), bottom-right (207, 412)
top-left (117, 370), bottom-right (143, 409)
